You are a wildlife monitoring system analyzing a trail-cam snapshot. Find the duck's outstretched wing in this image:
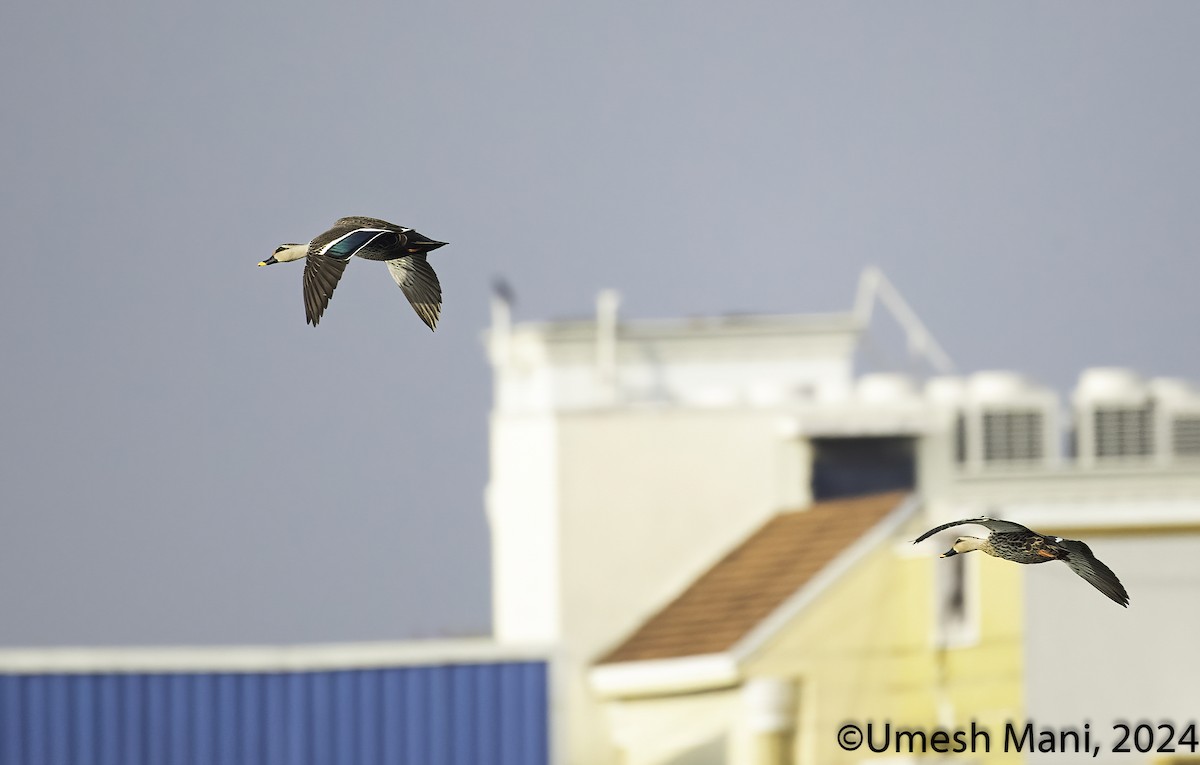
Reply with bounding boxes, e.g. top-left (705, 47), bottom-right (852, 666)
top-left (387, 255), bottom-right (442, 331)
top-left (913, 517), bottom-right (1037, 544)
top-left (302, 224), bottom-right (393, 326)
top-left (332, 216), bottom-right (401, 231)
top-left (303, 253), bottom-right (349, 326)
top-left (1057, 539), bottom-right (1130, 607)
